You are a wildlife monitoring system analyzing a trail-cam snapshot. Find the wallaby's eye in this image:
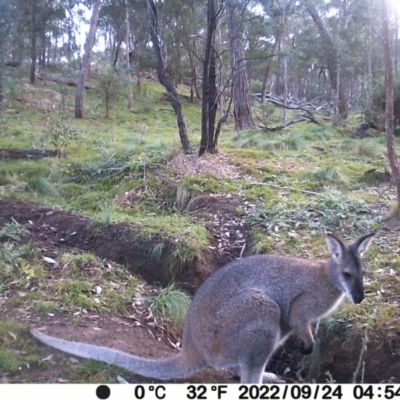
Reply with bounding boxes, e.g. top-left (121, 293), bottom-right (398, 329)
top-left (343, 272), bottom-right (352, 280)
